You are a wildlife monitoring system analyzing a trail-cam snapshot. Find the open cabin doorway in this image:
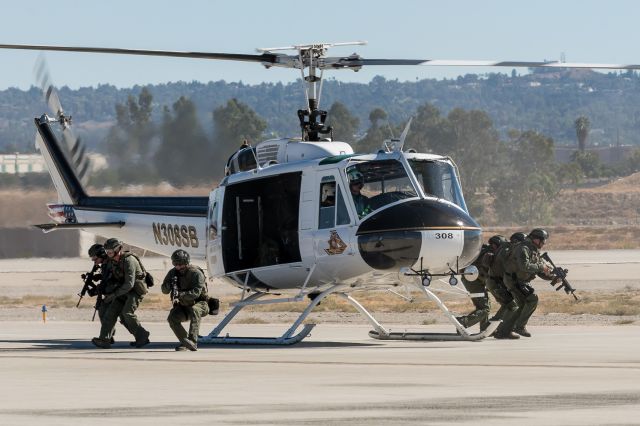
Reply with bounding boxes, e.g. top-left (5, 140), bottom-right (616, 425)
top-left (221, 172), bottom-right (302, 272)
